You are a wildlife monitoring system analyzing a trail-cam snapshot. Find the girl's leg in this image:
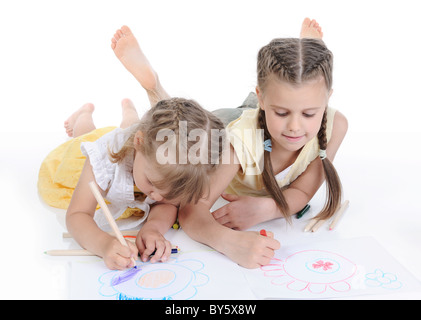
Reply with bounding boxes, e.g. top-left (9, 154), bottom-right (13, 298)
top-left (64, 103), bottom-right (96, 138)
top-left (300, 18), bottom-right (323, 39)
top-left (120, 98), bottom-right (140, 129)
top-left (111, 26), bottom-right (170, 106)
